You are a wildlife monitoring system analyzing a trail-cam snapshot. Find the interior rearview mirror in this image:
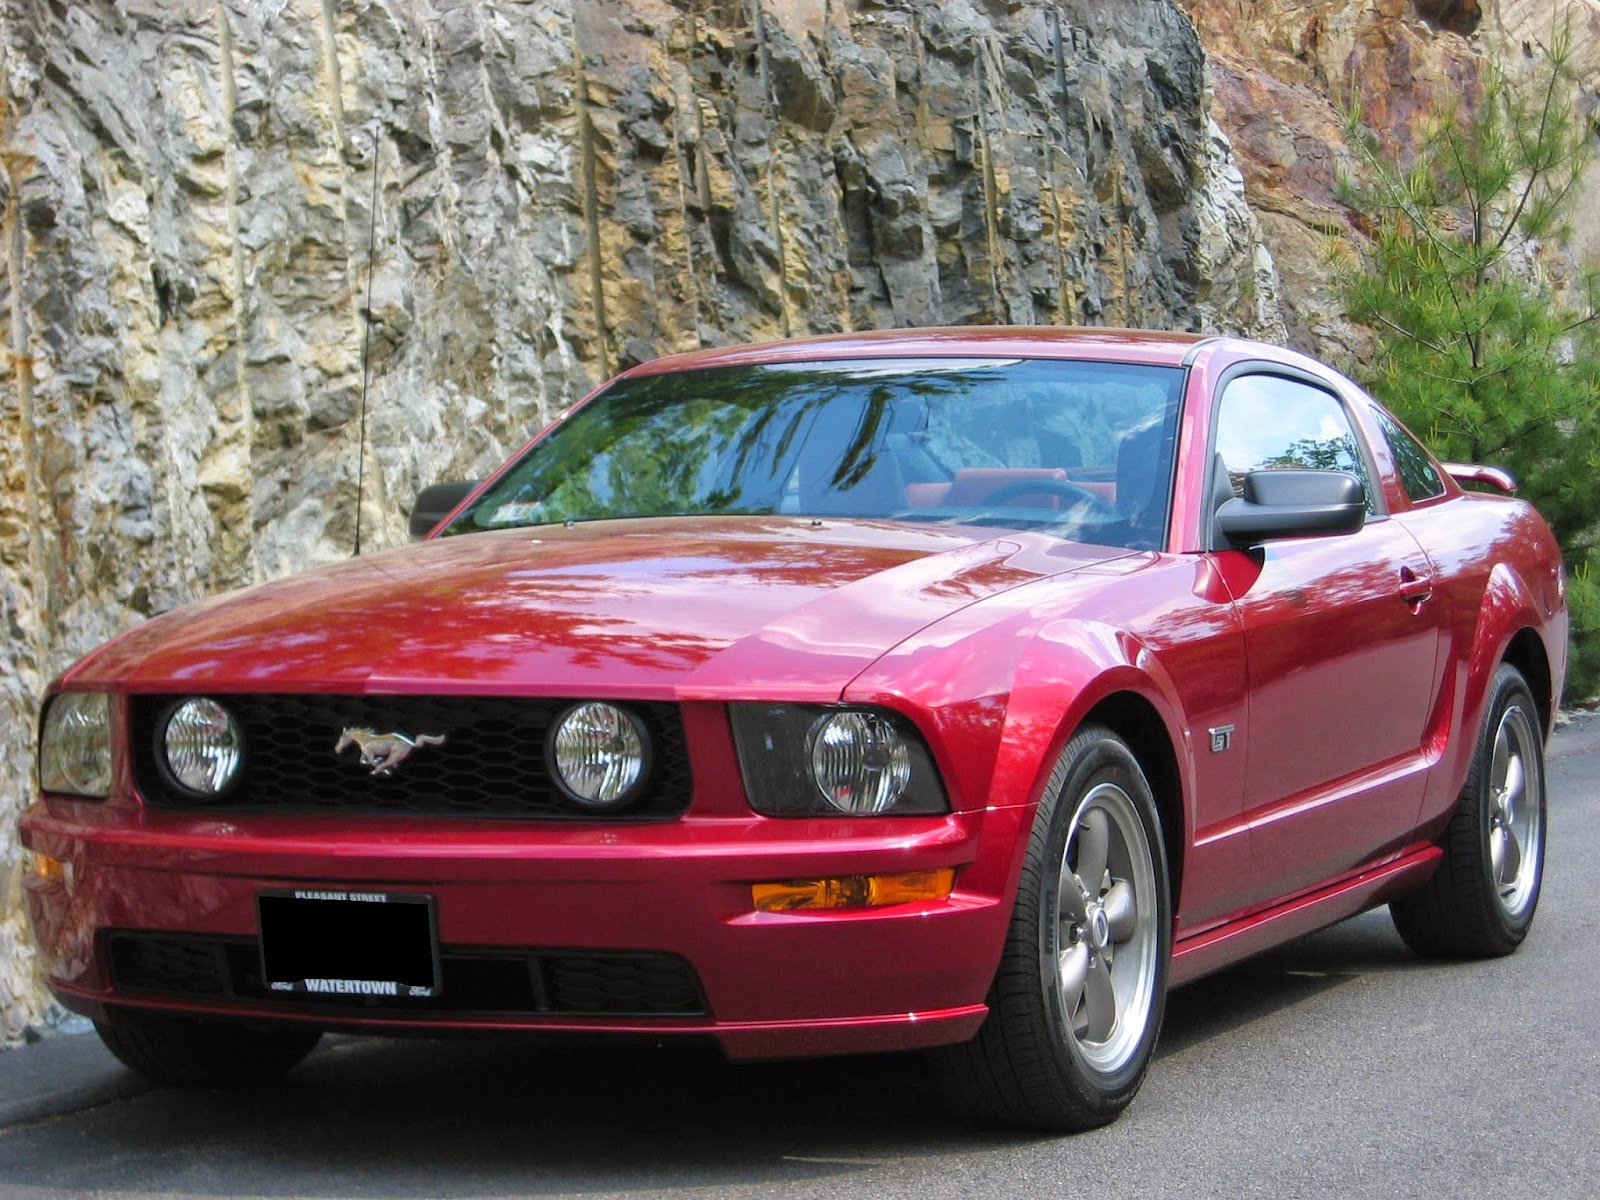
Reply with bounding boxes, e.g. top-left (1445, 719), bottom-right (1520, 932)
top-left (409, 480), bottom-right (482, 540)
